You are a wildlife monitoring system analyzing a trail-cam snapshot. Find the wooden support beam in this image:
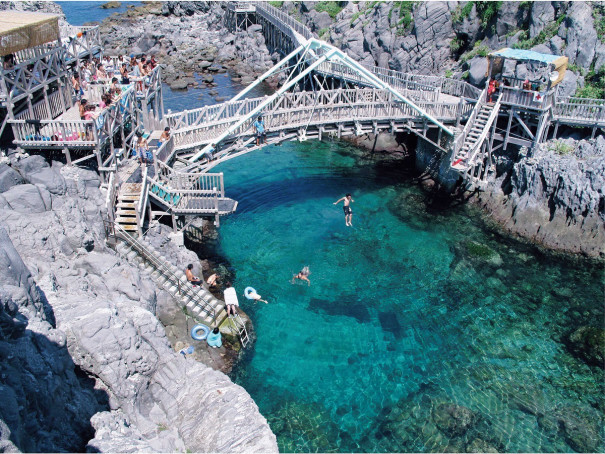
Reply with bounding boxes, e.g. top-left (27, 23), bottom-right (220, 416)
top-left (71, 153), bottom-right (97, 165)
top-left (513, 111), bottom-right (534, 139)
top-left (63, 147), bottom-right (72, 166)
top-left (504, 107), bottom-right (513, 151)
